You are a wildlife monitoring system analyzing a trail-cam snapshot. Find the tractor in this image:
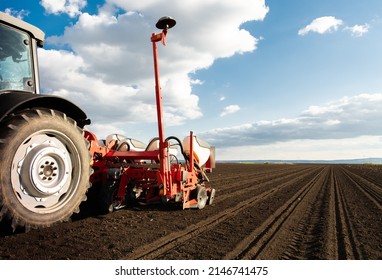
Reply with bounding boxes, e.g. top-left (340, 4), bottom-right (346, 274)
top-left (0, 12), bottom-right (215, 232)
